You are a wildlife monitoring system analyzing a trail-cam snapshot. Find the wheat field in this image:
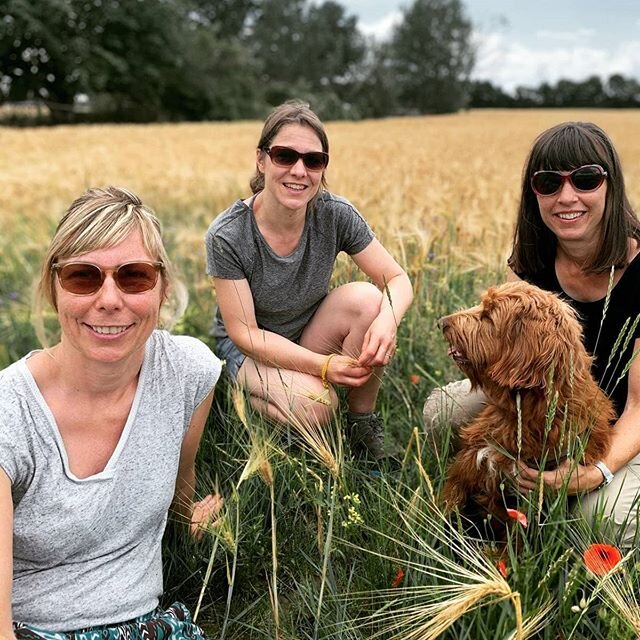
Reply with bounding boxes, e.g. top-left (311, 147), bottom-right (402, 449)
top-left (3, 109), bottom-right (640, 638)
top-left (4, 109), bottom-right (640, 273)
